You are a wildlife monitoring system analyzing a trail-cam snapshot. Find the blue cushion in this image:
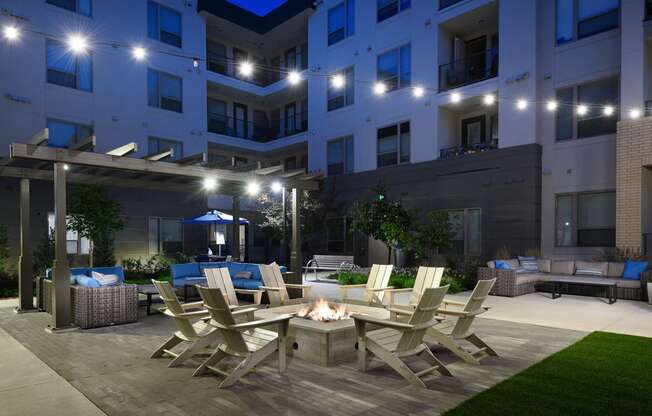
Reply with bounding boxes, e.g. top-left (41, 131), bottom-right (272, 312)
top-left (199, 262), bottom-right (227, 275)
top-left (232, 278), bottom-right (264, 290)
top-left (171, 263), bottom-right (201, 279)
top-left (495, 260), bottom-right (513, 270)
top-left (76, 275), bottom-right (101, 288)
top-left (622, 260), bottom-right (648, 280)
top-left (173, 276), bottom-right (206, 287)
